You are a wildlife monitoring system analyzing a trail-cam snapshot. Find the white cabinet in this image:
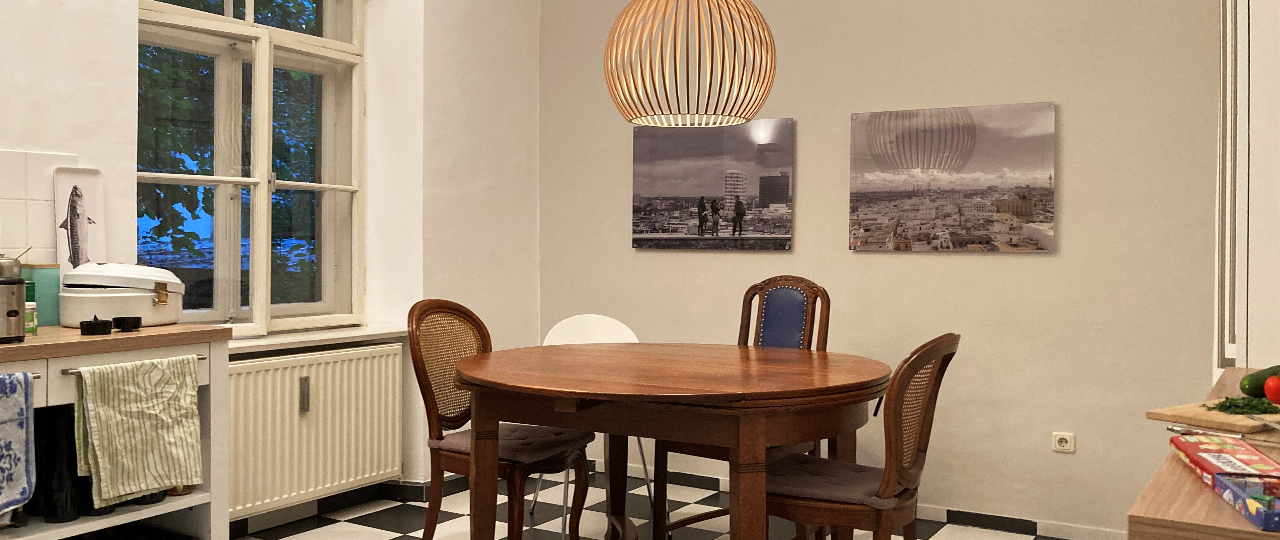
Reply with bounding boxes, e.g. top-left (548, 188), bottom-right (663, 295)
top-left (45, 344), bottom-right (211, 406)
top-left (0, 326), bottom-right (229, 540)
